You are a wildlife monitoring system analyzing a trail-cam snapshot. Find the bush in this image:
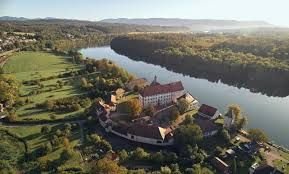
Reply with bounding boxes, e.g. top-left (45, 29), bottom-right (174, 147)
top-left (41, 126), bottom-right (50, 134)
top-left (60, 149), bottom-right (75, 161)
